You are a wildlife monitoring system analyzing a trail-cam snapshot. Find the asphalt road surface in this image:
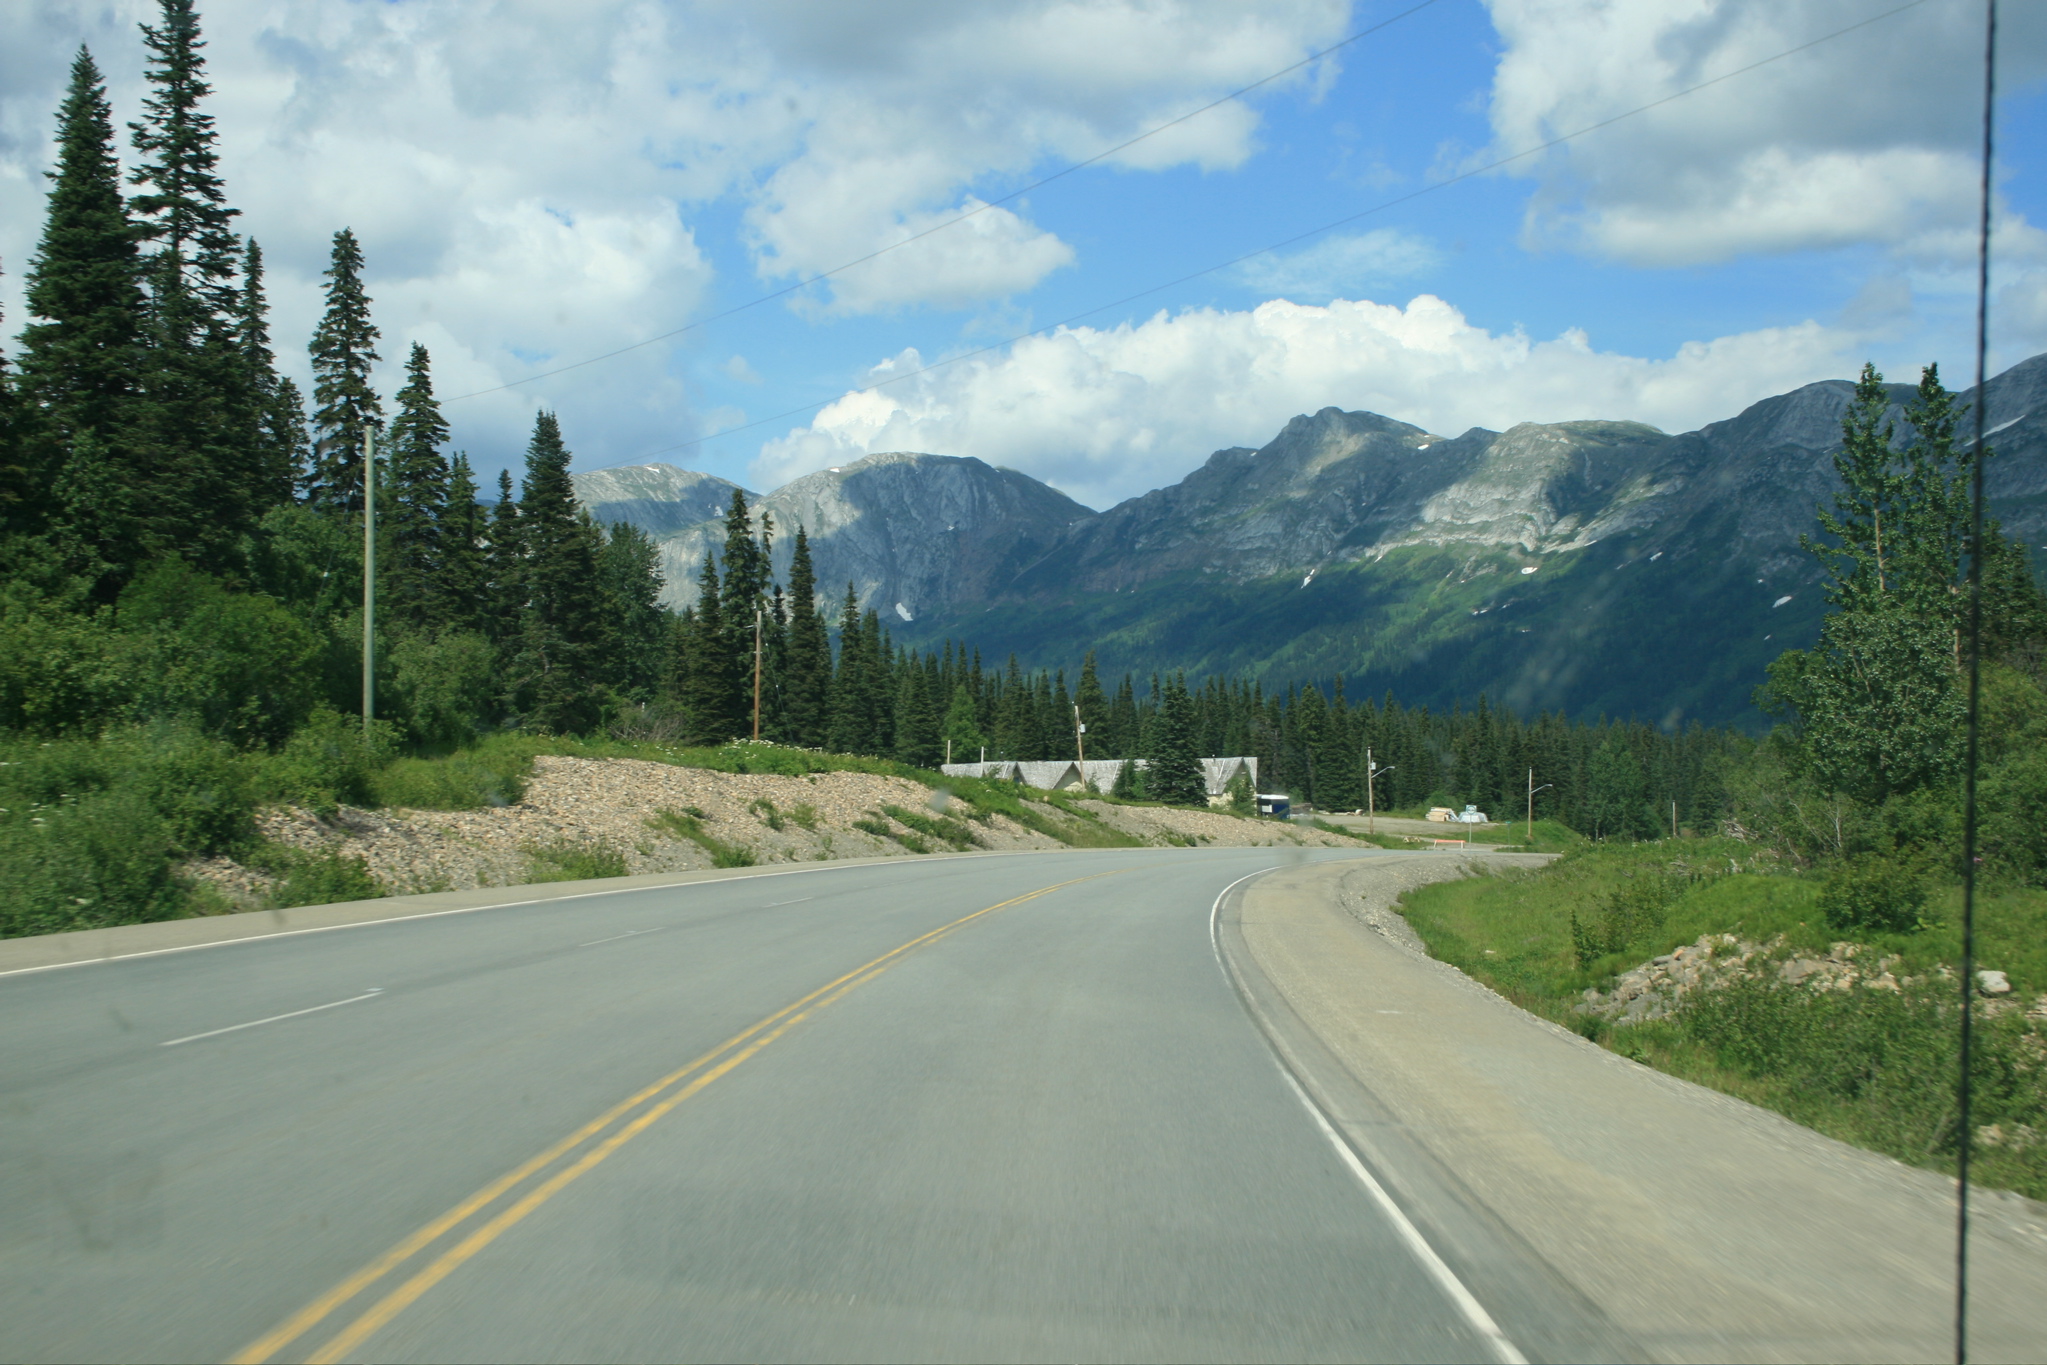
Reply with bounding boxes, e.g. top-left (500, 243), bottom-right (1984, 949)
top-left (0, 848), bottom-right (1577, 1363)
